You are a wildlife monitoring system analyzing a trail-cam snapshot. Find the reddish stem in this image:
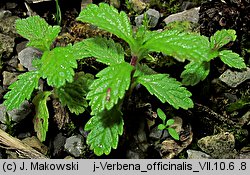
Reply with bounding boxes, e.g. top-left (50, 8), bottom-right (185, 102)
top-left (130, 55), bottom-right (138, 66)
